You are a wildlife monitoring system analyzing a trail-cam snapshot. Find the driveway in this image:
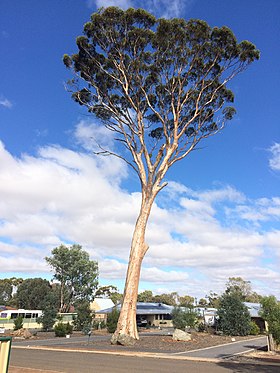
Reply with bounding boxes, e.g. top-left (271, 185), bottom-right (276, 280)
top-left (172, 336), bottom-right (267, 359)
